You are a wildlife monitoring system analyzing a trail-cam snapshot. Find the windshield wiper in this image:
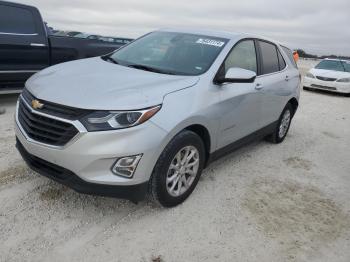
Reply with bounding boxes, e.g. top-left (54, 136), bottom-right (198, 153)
top-left (102, 56), bottom-right (119, 64)
top-left (127, 64), bottom-right (175, 75)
